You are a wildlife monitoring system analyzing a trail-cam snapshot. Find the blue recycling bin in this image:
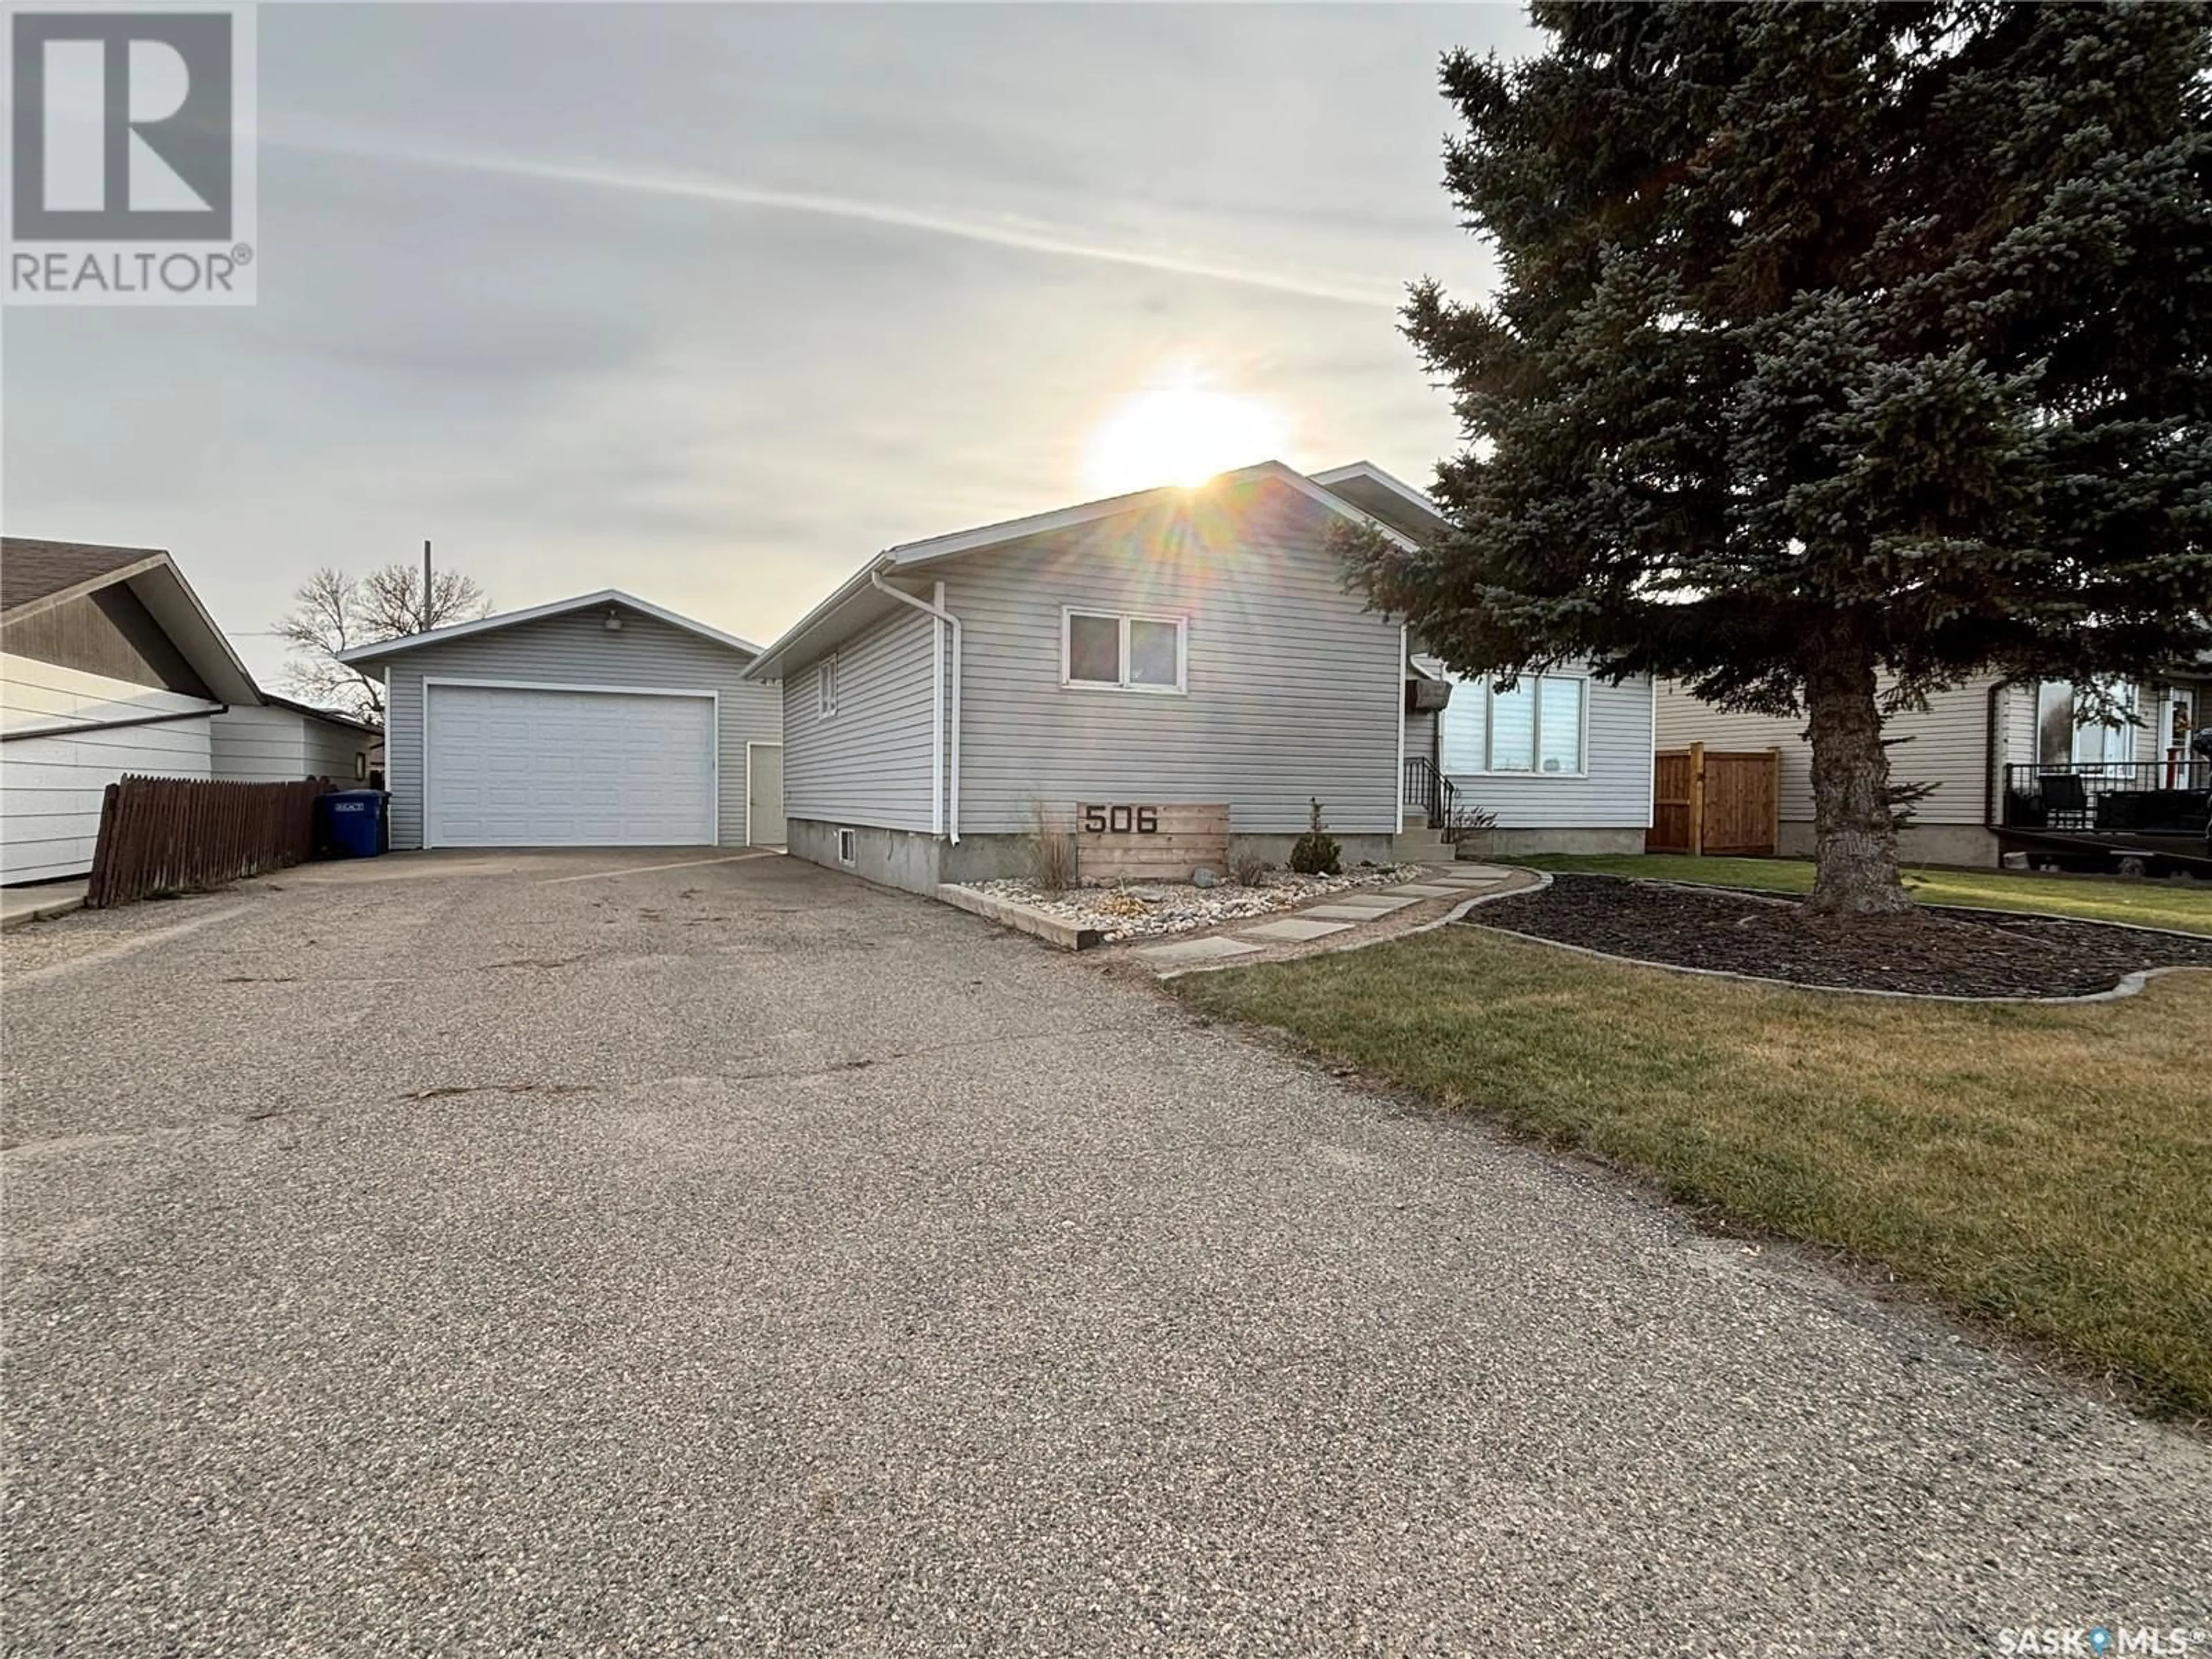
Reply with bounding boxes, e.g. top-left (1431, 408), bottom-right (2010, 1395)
top-left (317, 789), bottom-right (387, 859)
